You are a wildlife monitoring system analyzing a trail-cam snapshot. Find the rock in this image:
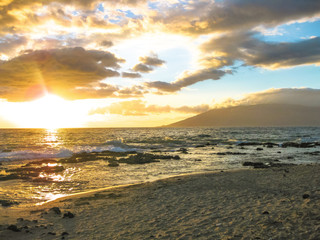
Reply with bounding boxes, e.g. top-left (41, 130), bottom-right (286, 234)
top-left (198, 134), bottom-right (211, 138)
top-left (17, 218), bottom-right (24, 222)
top-left (107, 161), bottom-right (119, 167)
top-left (238, 142), bottom-right (261, 146)
top-left (179, 148), bottom-right (188, 154)
top-left (26, 159), bottom-right (58, 166)
top-left (48, 232), bottom-right (56, 235)
top-left (282, 142), bottom-right (316, 148)
top-left (173, 155), bottom-right (181, 160)
top-left (262, 211), bottom-right (269, 215)
top-left (63, 211), bottom-right (75, 218)
top-left (0, 199), bottom-right (19, 207)
top-left (195, 145), bottom-right (206, 148)
top-left (302, 194), bottom-right (310, 199)
top-left (277, 151), bottom-right (281, 154)
top-left (194, 159), bottom-right (202, 162)
top-left (217, 152), bottom-right (247, 156)
top-left (256, 148), bottom-right (263, 151)
top-left (1, 149), bottom-right (11, 153)
top-left (50, 207), bottom-right (61, 215)
top-left (62, 232), bottom-right (69, 236)
top-left (8, 225), bottom-right (20, 232)
top-left (242, 162), bottom-right (269, 168)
